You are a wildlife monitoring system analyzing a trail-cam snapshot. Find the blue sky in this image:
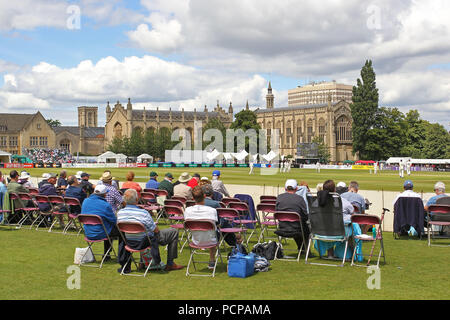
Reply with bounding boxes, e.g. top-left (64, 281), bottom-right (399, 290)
top-left (0, 0), bottom-right (449, 130)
